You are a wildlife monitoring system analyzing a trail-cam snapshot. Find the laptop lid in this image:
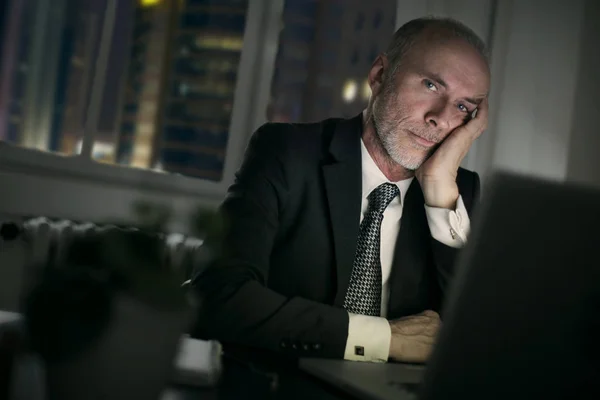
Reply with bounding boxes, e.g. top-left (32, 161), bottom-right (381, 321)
top-left (420, 171), bottom-right (600, 400)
